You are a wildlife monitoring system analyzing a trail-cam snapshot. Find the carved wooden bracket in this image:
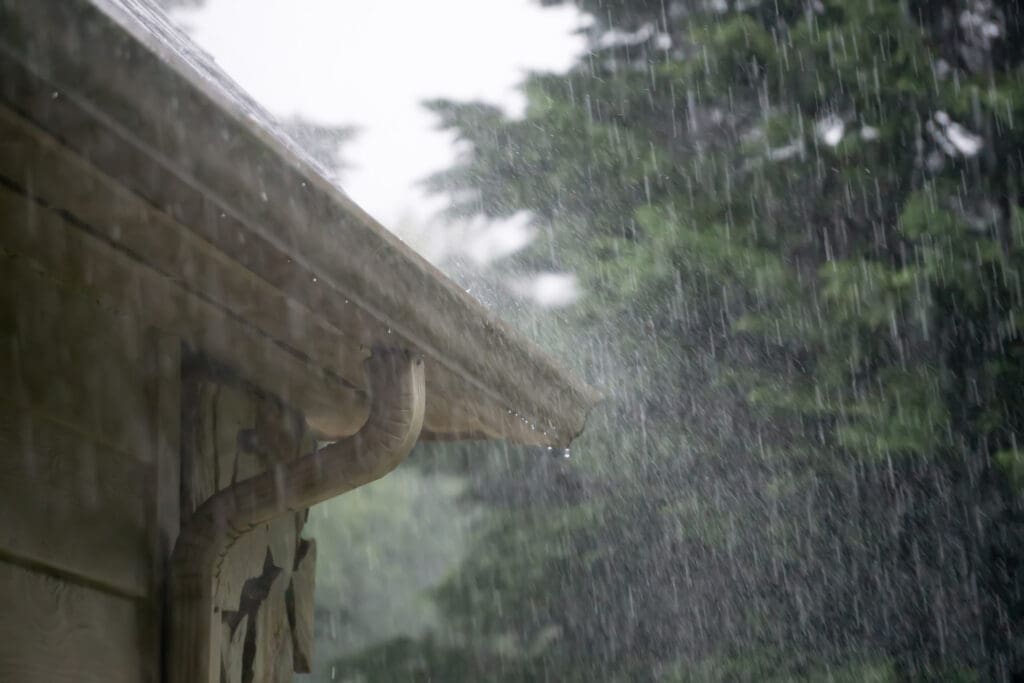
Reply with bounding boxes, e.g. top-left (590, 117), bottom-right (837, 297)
top-left (170, 349), bottom-right (425, 683)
